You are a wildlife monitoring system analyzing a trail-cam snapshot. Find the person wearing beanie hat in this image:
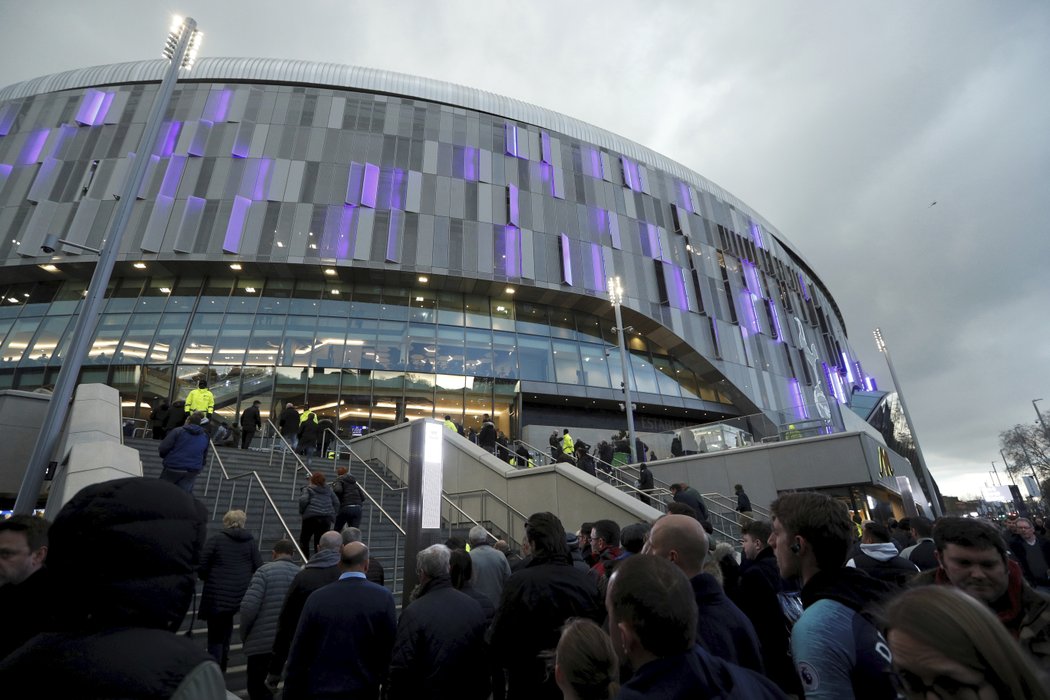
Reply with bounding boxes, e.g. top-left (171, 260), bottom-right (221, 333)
top-left (0, 477), bottom-right (229, 698)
